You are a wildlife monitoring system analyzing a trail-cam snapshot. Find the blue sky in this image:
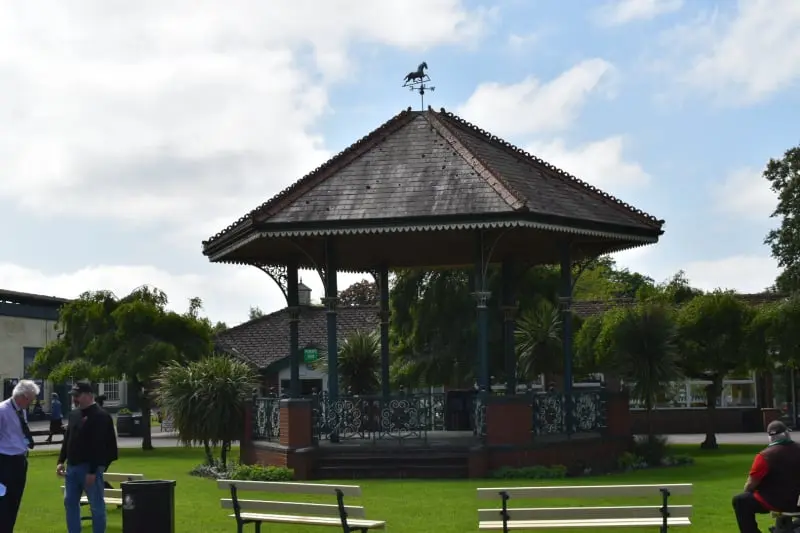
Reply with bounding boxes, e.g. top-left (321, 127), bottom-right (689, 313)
top-left (0, 0), bottom-right (798, 325)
